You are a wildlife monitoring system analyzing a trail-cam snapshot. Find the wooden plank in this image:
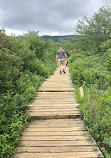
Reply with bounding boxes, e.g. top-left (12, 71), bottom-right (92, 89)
top-left (35, 92), bottom-right (74, 95)
top-left (29, 109), bottom-right (80, 112)
top-left (29, 110), bottom-right (80, 113)
top-left (28, 120), bottom-right (84, 126)
top-left (37, 91), bottom-right (74, 93)
top-left (29, 121), bottom-right (82, 125)
top-left (29, 105), bottom-right (78, 108)
top-left (28, 107), bottom-right (76, 110)
top-left (29, 111), bottom-right (81, 114)
top-left (12, 152), bottom-right (101, 158)
top-left (31, 102), bottom-right (77, 104)
top-left (35, 99), bottom-right (75, 101)
top-left (29, 108), bottom-right (79, 111)
top-left (29, 106), bottom-right (78, 108)
top-left (19, 140), bottom-right (95, 147)
top-left (29, 119), bottom-right (83, 124)
top-left (29, 103), bottom-right (78, 105)
top-left (29, 112), bottom-right (81, 117)
top-left (38, 89), bottom-right (74, 92)
top-left (36, 97), bottom-right (75, 99)
top-left (30, 118), bottom-right (82, 122)
top-left (23, 127), bottom-right (86, 132)
top-left (32, 100), bottom-right (76, 102)
top-left (32, 102), bottom-right (76, 104)
top-left (26, 124), bottom-right (84, 128)
top-left (16, 146), bottom-right (98, 153)
top-left (37, 92), bottom-right (74, 95)
top-left (22, 131), bottom-right (88, 136)
top-left (20, 135), bottom-right (89, 141)
top-left (31, 102), bottom-right (76, 104)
